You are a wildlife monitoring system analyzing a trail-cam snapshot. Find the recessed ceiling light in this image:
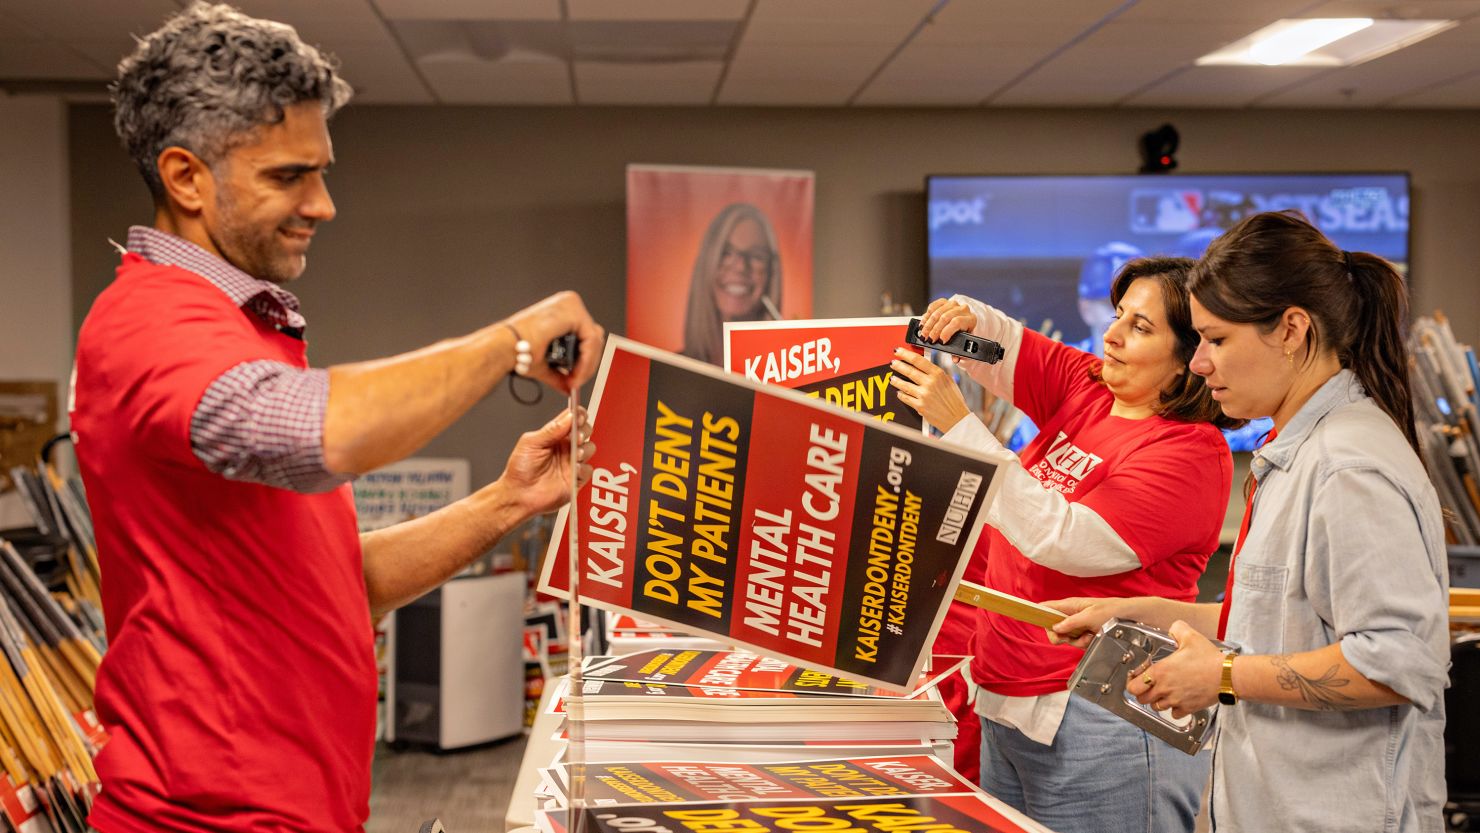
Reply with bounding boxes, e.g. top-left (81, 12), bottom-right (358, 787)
top-left (1197, 18), bottom-right (1456, 67)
